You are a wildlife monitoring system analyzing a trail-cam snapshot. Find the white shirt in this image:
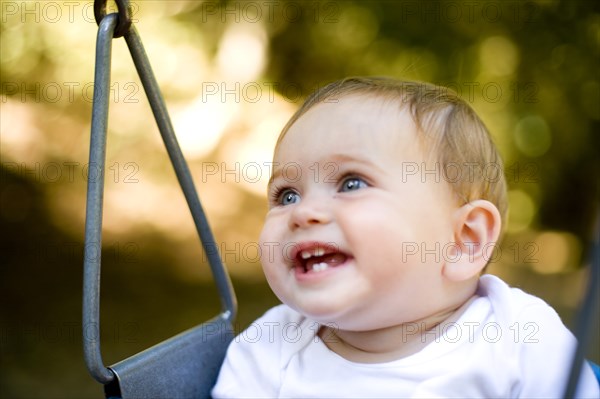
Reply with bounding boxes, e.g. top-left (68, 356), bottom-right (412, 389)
top-left (212, 275), bottom-right (600, 398)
